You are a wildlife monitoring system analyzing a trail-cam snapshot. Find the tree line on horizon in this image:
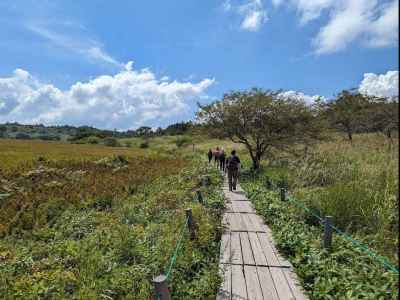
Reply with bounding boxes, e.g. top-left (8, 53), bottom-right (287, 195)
top-left (198, 88), bottom-right (399, 169)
